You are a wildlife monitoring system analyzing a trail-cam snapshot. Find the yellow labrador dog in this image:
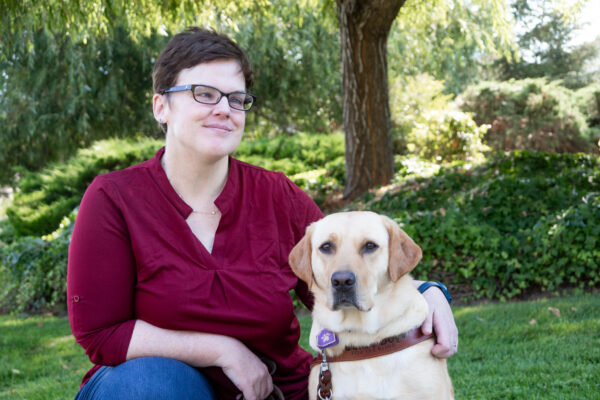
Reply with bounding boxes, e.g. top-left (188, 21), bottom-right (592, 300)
top-left (289, 211), bottom-right (453, 400)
